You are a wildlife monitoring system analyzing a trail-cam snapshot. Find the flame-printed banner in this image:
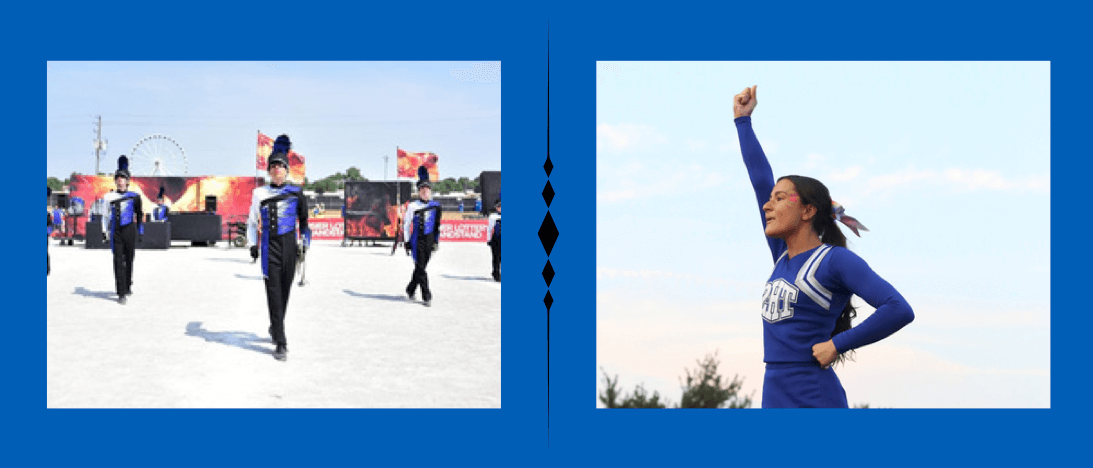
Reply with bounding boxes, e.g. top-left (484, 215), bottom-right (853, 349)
top-left (256, 132), bottom-right (307, 184)
top-left (396, 148), bottom-right (439, 181)
top-left (68, 175), bottom-right (262, 237)
top-left (343, 181), bottom-right (411, 240)
top-left (307, 219), bottom-right (486, 241)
